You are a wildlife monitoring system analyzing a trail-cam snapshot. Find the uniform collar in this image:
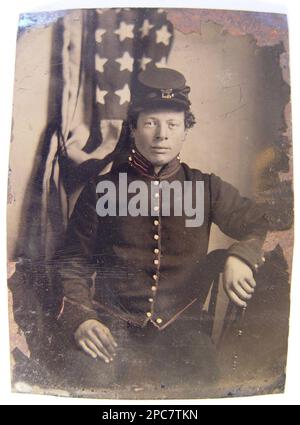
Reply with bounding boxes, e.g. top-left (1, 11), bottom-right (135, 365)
top-left (128, 147), bottom-right (181, 180)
